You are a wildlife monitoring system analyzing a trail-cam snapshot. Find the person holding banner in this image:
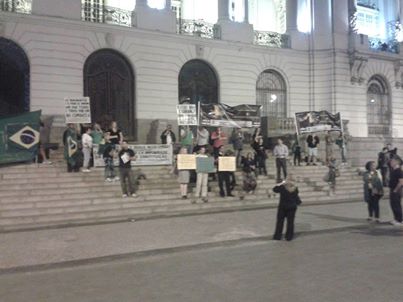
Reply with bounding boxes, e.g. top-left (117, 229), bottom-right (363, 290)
top-left (63, 123), bottom-right (80, 173)
top-left (180, 126), bottom-right (194, 154)
top-left (217, 146), bottom-right (234, 198)
top-left (211, 127), bottom-right (227, 157)
top-left (194, 147), bottom-right (209, 203)
top-left (306, 135), bottom-right (320, 165)
top-left (177, 148), bottom-right (191, 199)
top-left (118, 142), bottom-right (137, 198)
top-left (160, 124), bottom-right (176, 145)
top-left (194, 126), bottom-right (209, 153)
